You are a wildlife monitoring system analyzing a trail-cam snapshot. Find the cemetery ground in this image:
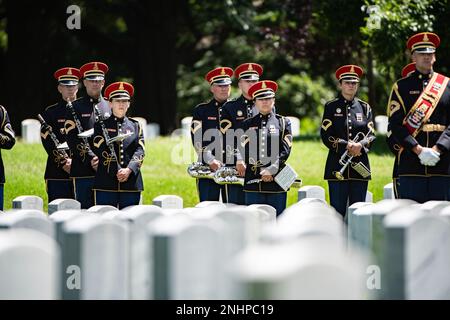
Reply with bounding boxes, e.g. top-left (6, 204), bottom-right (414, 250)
top-left (3, 135), bottom-right (393, 211)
